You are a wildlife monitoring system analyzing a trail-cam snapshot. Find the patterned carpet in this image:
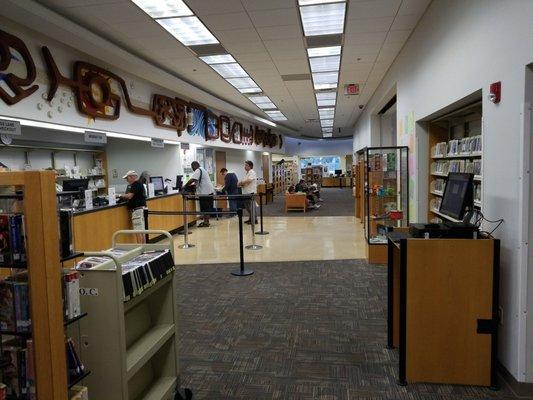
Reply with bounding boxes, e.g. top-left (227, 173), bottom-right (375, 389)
top-left (261, 188), bottom-right (354, 217)
top-left (176, 260), bottom-right (523, 400)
